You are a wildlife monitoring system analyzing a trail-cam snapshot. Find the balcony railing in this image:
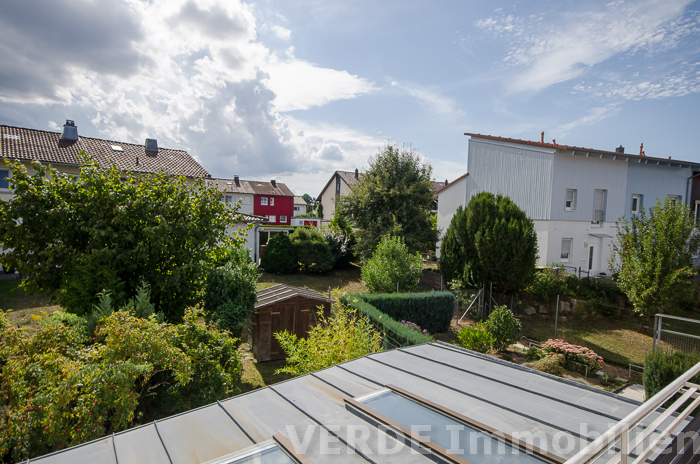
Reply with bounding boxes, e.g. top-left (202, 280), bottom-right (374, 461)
top-left (564, 360), bottom-right (700, 464)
